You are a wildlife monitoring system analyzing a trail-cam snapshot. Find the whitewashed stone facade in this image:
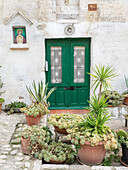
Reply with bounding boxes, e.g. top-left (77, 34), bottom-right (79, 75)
top-left (0, 0), bottom-right (128, 107)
